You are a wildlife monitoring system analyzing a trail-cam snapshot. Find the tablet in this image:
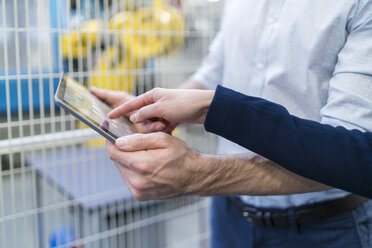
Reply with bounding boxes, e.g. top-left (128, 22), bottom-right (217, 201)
top-left (54, 73), bottom-right (138, 143)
